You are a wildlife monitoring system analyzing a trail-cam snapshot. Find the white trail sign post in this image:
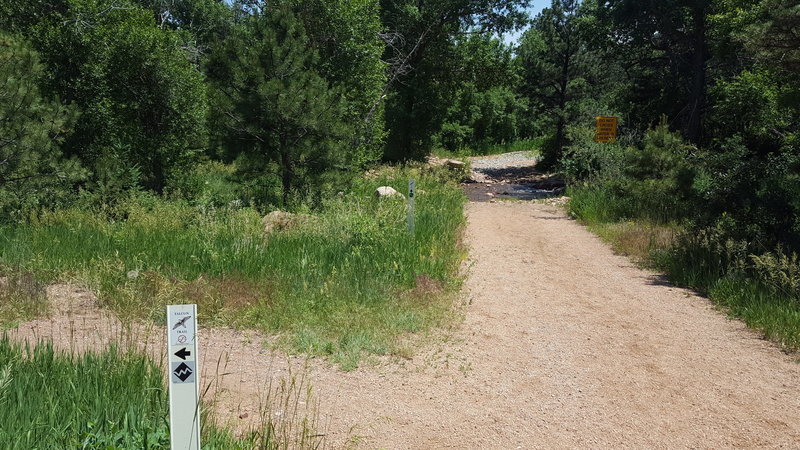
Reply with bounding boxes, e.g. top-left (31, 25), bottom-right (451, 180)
top-left (167, 304), bottom-right (201, 450)
top-left (408, 179), bottom-right (416, 234)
